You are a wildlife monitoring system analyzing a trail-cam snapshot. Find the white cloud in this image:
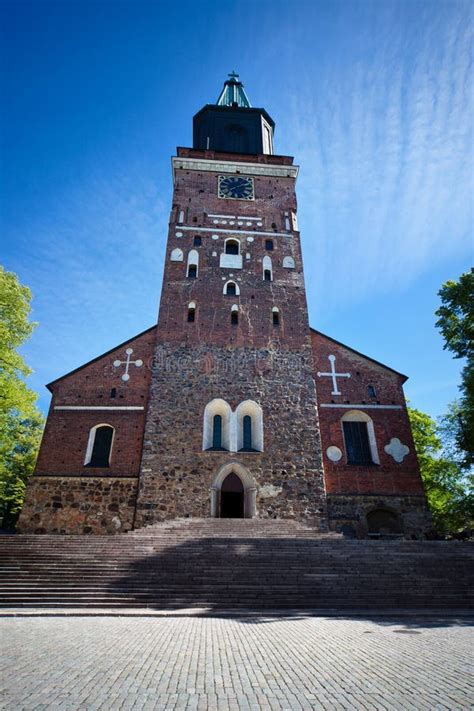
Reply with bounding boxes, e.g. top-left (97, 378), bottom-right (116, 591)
top-left (278, 10), bottom-right (473, 314)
